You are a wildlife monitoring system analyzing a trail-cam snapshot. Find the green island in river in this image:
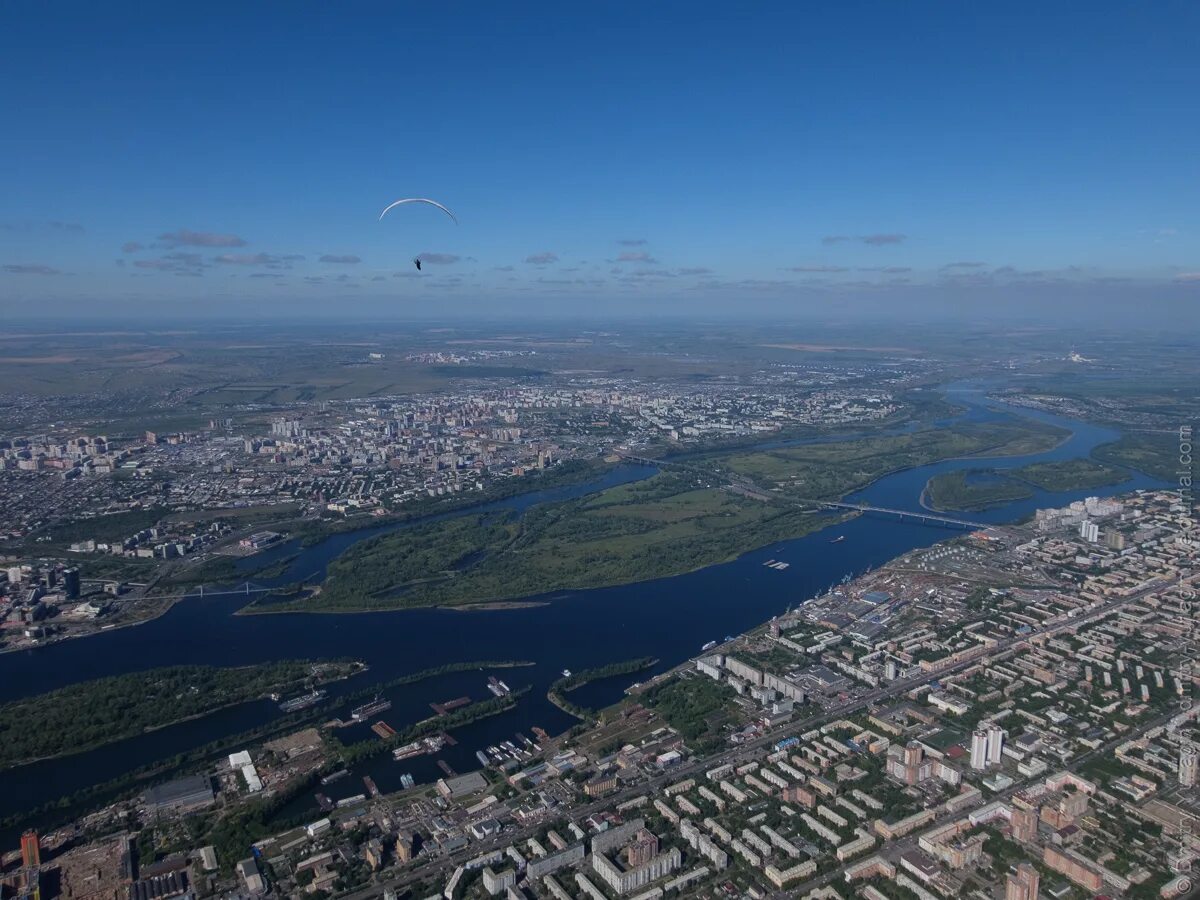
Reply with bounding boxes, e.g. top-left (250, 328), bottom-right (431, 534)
top-left (924, 469), bottom-right (1034, 511)
top-left (1012, 458), bottom-right (1131, 491)
top-left (0, 660), bottom-right (363, 769)
top-left (250, 418), bottom-right (1068, 614)
top-left (924, 457), bottom-right (1131, 512)
top-left (1091, 432), bottom-right (1182, 482)
top-left (0, 659), bottom-right (532, 835)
